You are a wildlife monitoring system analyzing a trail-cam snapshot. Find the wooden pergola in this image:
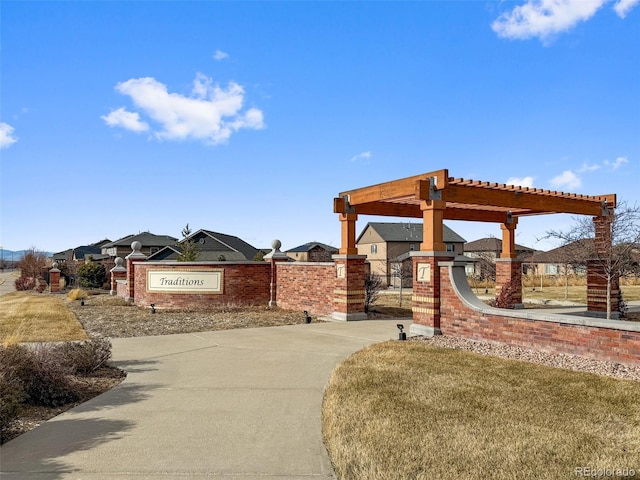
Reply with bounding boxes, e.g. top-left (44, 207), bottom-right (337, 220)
top-left (334, 168), bottom-right (616, 257)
